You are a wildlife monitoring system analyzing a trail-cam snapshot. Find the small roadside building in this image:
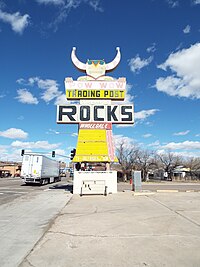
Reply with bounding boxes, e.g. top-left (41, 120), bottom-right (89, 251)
top-left (0, 162), bottom-right (21, 177)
